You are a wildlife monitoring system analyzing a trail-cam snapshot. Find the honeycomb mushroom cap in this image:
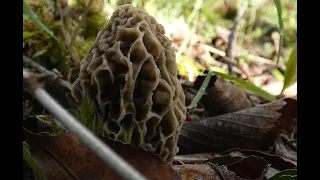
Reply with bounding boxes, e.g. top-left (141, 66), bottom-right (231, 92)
top-left (72, 5), bottom-right (186, 162)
